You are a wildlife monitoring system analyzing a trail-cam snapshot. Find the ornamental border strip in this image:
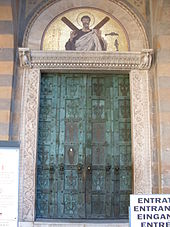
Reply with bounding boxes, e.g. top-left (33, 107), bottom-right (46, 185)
top-left (18, 49), bottom-right (153, 71)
